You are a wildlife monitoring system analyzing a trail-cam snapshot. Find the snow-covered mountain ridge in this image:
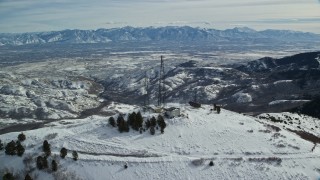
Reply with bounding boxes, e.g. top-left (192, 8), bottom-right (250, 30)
top-left (0, 103), bottom-right (319, 179)
top-left (101, 51), bottom-right (320, 114)
top-left (1, 26), bottom-right (319, 46)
